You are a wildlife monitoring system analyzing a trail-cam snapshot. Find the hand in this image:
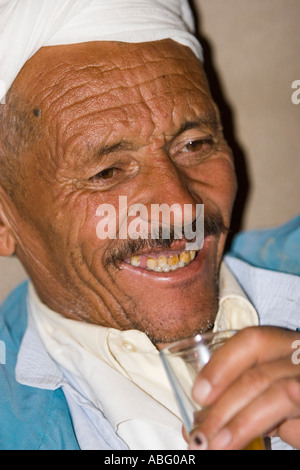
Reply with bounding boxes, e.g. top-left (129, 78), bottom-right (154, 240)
top-left (187, 326), bottom-right (300, 450)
